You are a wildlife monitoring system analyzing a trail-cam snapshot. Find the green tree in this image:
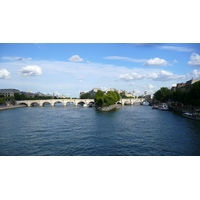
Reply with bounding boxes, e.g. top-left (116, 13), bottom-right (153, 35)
top-left (80, 92), bottom-right (90, 99)
top-left (188, 81), bottom-right (200, 106)
top-left (94, 90), bottom-right (105, 107)
top-left (94, 90), bottom-right (120, 107)
top-left (0, 97), bottom-right (6, 105)
top-left (154, 87), bottom-right (172, 102)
